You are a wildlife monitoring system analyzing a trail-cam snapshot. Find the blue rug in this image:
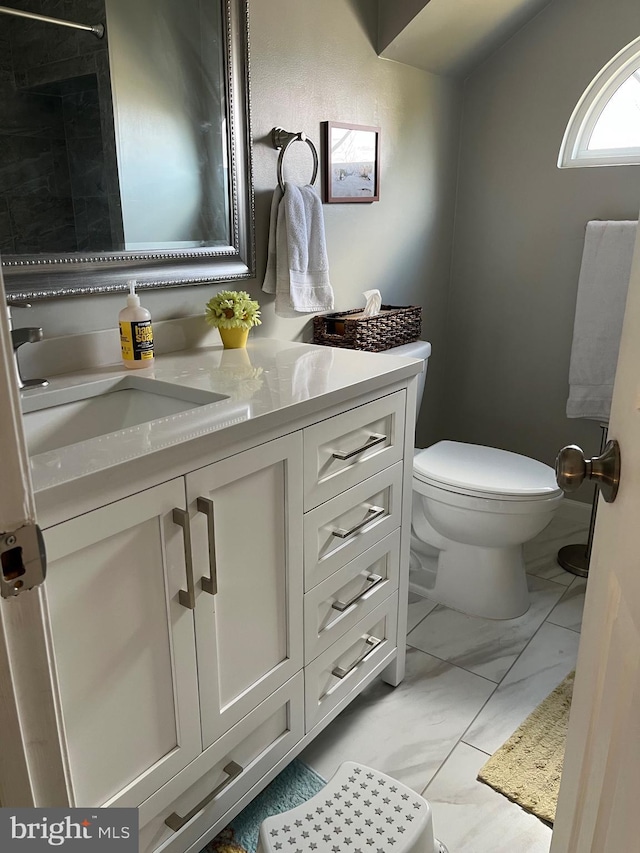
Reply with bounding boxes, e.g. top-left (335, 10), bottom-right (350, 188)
top-left (205, 759), bottom-right (326, 853)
